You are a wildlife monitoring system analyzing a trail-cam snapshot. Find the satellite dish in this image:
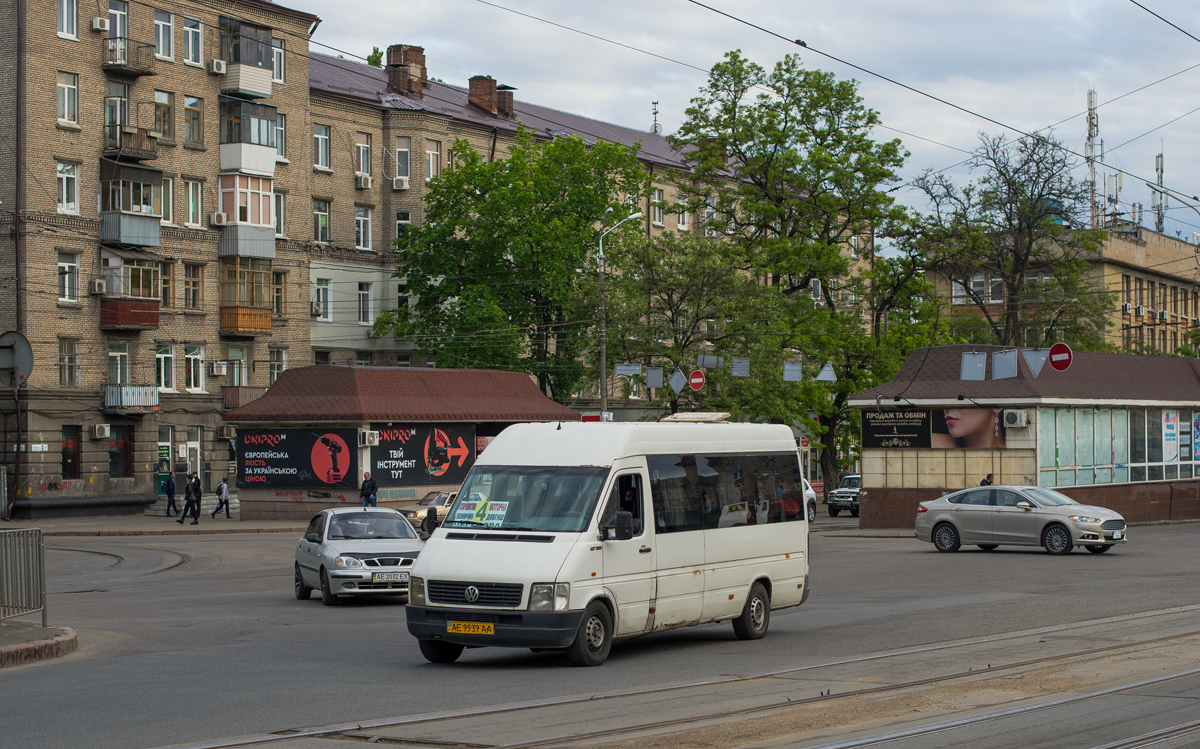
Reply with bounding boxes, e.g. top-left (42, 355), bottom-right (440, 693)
top-left (651, 122), bottom-right (663, 135)
top-left (0, 331), bottom-right (33, 387)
